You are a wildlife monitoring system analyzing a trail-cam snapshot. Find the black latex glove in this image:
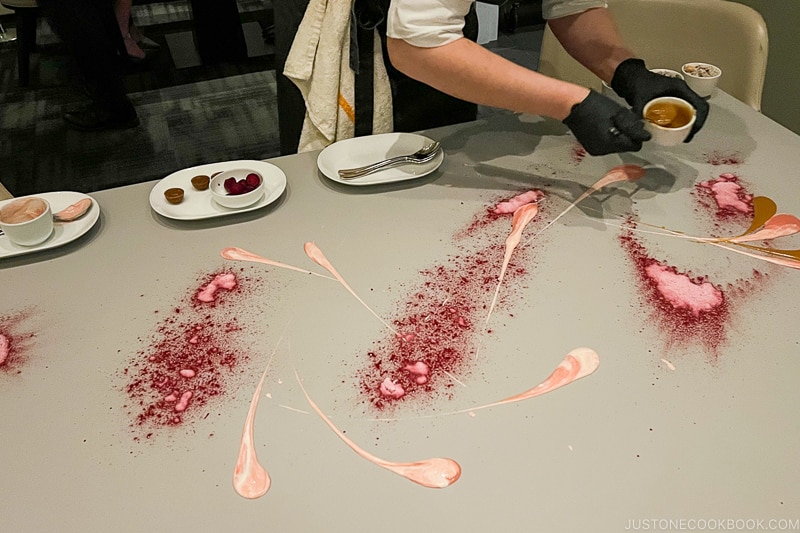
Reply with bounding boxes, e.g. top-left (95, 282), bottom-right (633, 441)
top-left (563, 89), bottom-right (651, 156)
top-left (611, 58), bottom-right (709, 142)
